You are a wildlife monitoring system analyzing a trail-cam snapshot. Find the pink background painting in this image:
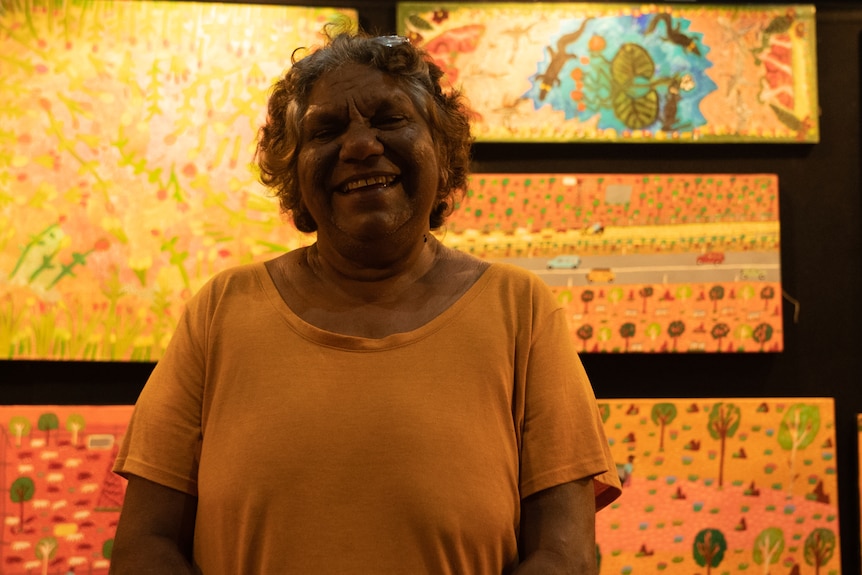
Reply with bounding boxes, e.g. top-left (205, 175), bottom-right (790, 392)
top-left (1, 405), bottom-right (133, 574)
top-left (0, 1), bottom-right (354, 361)
top-left (599, 398), bottom-right (840, 574)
